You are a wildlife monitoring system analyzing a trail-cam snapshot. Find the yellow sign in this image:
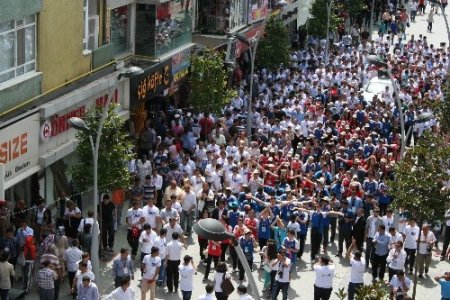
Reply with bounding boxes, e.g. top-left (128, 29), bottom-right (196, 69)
top-left (173, 68), bottom-right (189, 83)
